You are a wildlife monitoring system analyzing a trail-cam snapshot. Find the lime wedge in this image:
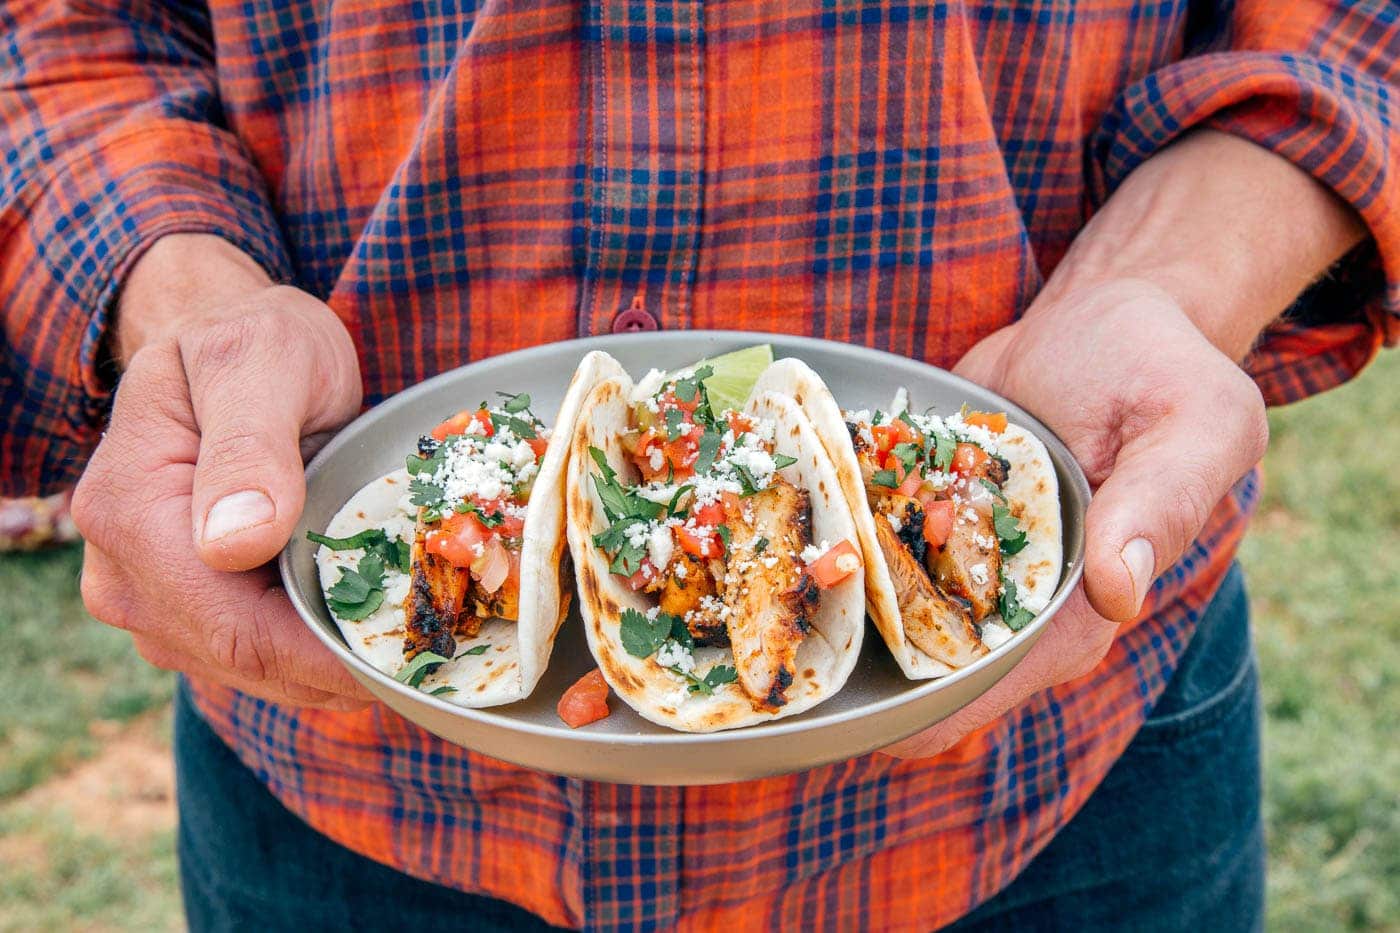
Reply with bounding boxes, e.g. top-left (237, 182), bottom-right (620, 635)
top-left (690, 344), bottom-right (774, 416)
